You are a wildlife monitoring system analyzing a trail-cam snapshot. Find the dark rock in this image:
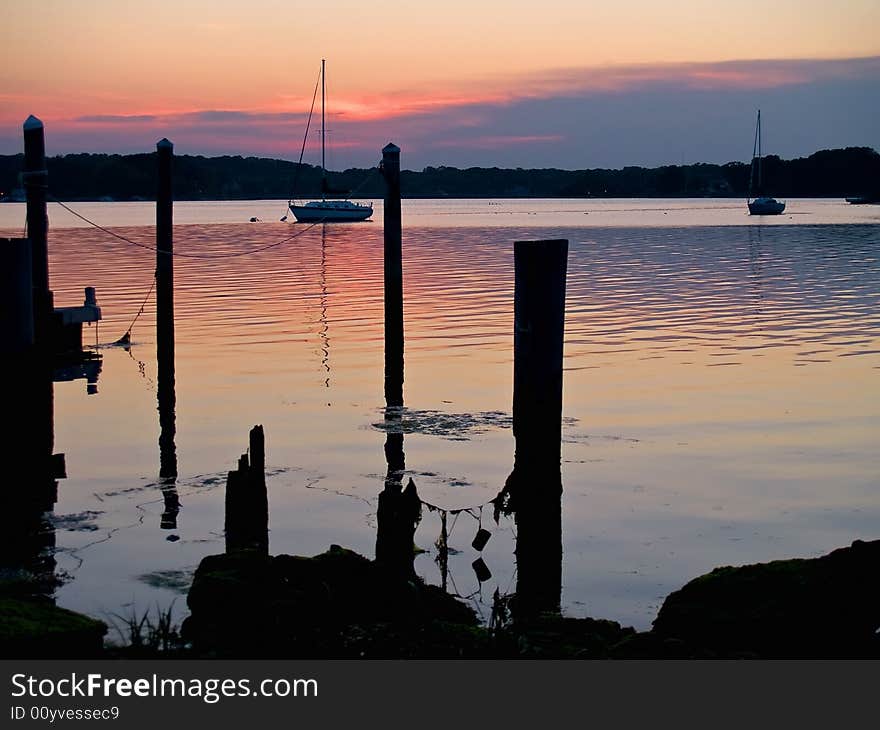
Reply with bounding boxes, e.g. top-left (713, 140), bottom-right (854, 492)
top-left (511, 614), bottom-right (637, 658)
top-left (183, 545), bottom-right (479, 657)
top-left (652, 539), bottom-right (880, 658)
